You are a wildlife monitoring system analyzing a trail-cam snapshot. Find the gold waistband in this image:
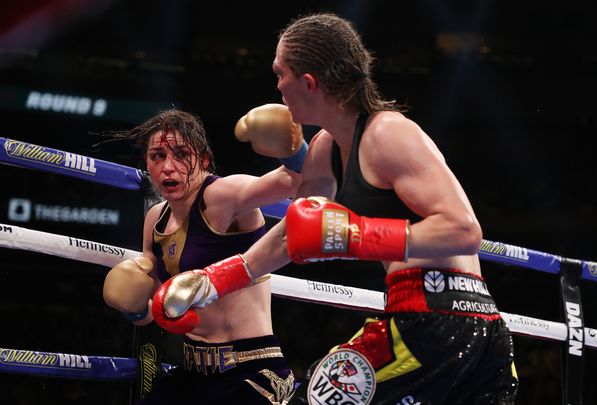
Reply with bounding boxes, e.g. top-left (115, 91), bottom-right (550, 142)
top-left (183, 343), bottom-right (283, 374)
